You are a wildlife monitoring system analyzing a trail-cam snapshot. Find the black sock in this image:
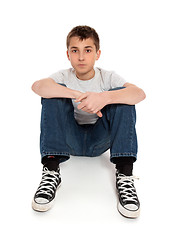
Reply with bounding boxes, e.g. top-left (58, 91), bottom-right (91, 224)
top-left (42, 155), bottom-right (62, 171)
top-left (43, 160), bottom-right (59, 171)
top-left (114, 157), bottom-right (135, 176)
